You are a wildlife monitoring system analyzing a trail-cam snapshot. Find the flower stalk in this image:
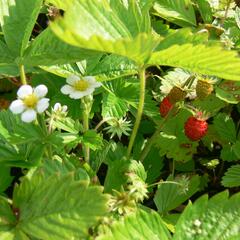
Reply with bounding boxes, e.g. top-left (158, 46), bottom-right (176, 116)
top-left (126, 67), bottom-right (146, 159)
top-left (81, 96), bottom-right (92, 163)
top-left (19, 64), bottom-right (27, 85)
